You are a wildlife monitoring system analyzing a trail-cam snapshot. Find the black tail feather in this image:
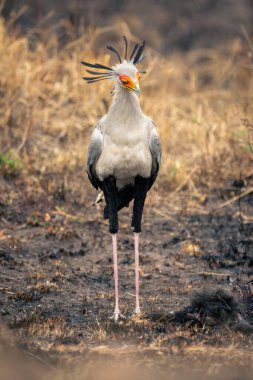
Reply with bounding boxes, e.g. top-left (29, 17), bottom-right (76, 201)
top-left (104, 185), bottom-right (134, 219)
